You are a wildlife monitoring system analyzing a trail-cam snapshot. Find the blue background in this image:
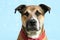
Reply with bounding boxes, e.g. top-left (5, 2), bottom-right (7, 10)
top-left (0, 0), bottom-right (60, 40)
